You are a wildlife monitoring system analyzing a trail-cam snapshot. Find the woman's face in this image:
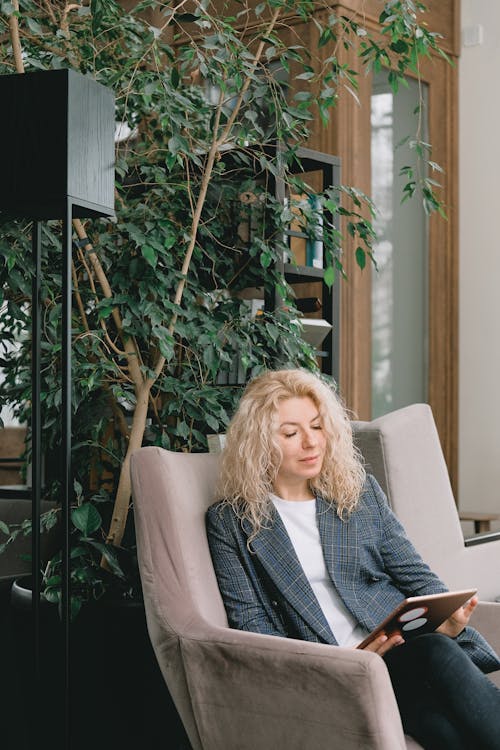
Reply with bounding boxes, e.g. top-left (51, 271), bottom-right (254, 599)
top-left (273, 396), bottom-right (327, 498)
